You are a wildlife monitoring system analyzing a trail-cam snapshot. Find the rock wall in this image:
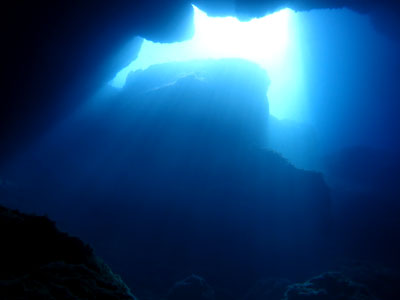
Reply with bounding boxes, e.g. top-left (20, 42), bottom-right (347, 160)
top-left (0, 205), bottom-right (136, 299)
